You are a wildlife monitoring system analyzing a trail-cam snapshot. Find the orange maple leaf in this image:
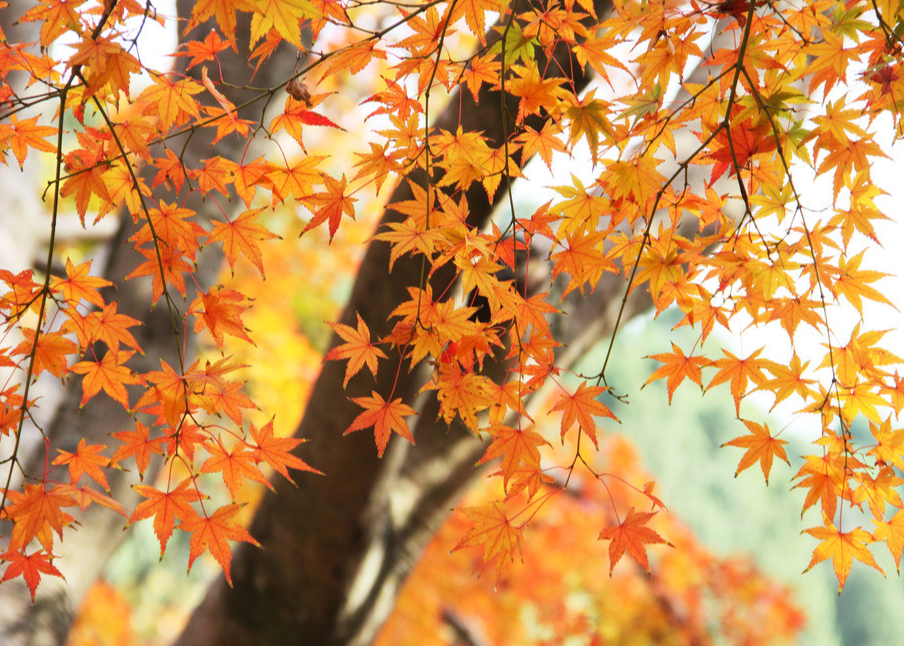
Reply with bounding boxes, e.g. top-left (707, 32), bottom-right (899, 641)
top-left (52, 438), bottom-right (111, 492)
top-left (804, 515), bottom-right (884, 593)
top-left (249, 419), bottom-right (321, 483)
top-left (14, 329), bottom-right (77, 379)
top-left (201, 437), bottom-right (270, 500)
top-left (209, 209), bottom-right (280, 278)
top-left (453, 501), bottom-right (523, 581)
top-left (478, 424), bottom-right (549, 497)
top-left (722, 419), bottom-right (790, 483)
top-left (52, 258), bottom-right (111, 308)
top-left (185, 0), bottom-right (256, 48)
top-left (249, 0), bottom-right (320, 48)
top-left (189, 286), bottom-right (253, 347)
top-left (874, 509), bottom-right (904, 573)
top-left (130, 478), bottom-right (203, 554)
top-left (303, 173), bottom-right (357, 241)
top-left (5, 484), bottom-right (76, 553)
top-left (324, 313), bottom-right (387, 387)
top-left (706, 347), bottom-right (772, 415)
top-left (550, 382), bottom-right (617, 449)
top-left (64, 301), bottom-right (143, 354)
top-left (110, 422), bottom-right (166, 478)
top-left (70, 350), bottom-right (143, 409)
top-left (182, 503), bottom-right (260, 586)
top-left (133, 360), bottom-right (191, 428)
top-left (644, 342), bottom-right (710, 404)
top-left (175, 29), bottom-right (231, 69)
top-left (345, 392), bottom-right (416, 457)
top-left (598, 508), bottom-right (670, 575)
